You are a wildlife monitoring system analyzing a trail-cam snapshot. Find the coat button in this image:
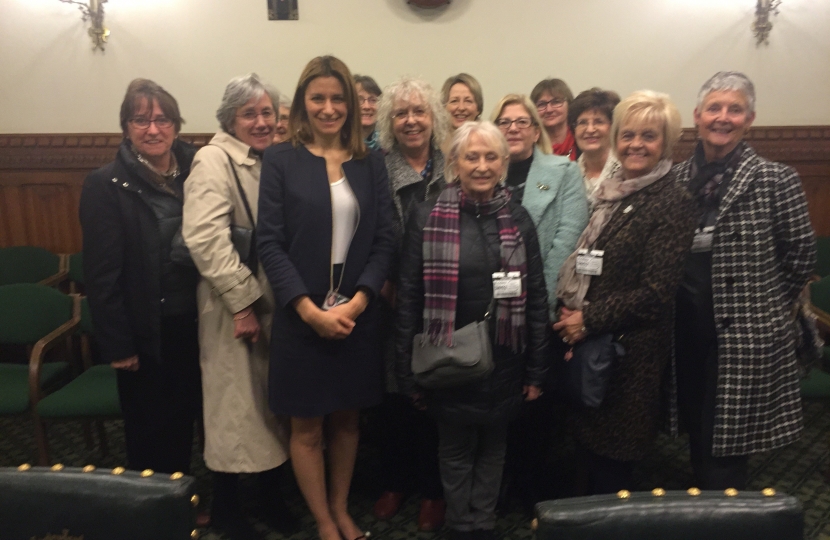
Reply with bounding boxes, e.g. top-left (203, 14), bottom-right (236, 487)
top-left (722, 317), bottom-right (732, 328)
top-left (111, 178), bottom-right (118, 183)
top-left (725, 276), bottom-right (735, 286)
top-left (160, 298), bottom-right (166, 304)
top-left (122, 181), bottom-right (130, 187)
